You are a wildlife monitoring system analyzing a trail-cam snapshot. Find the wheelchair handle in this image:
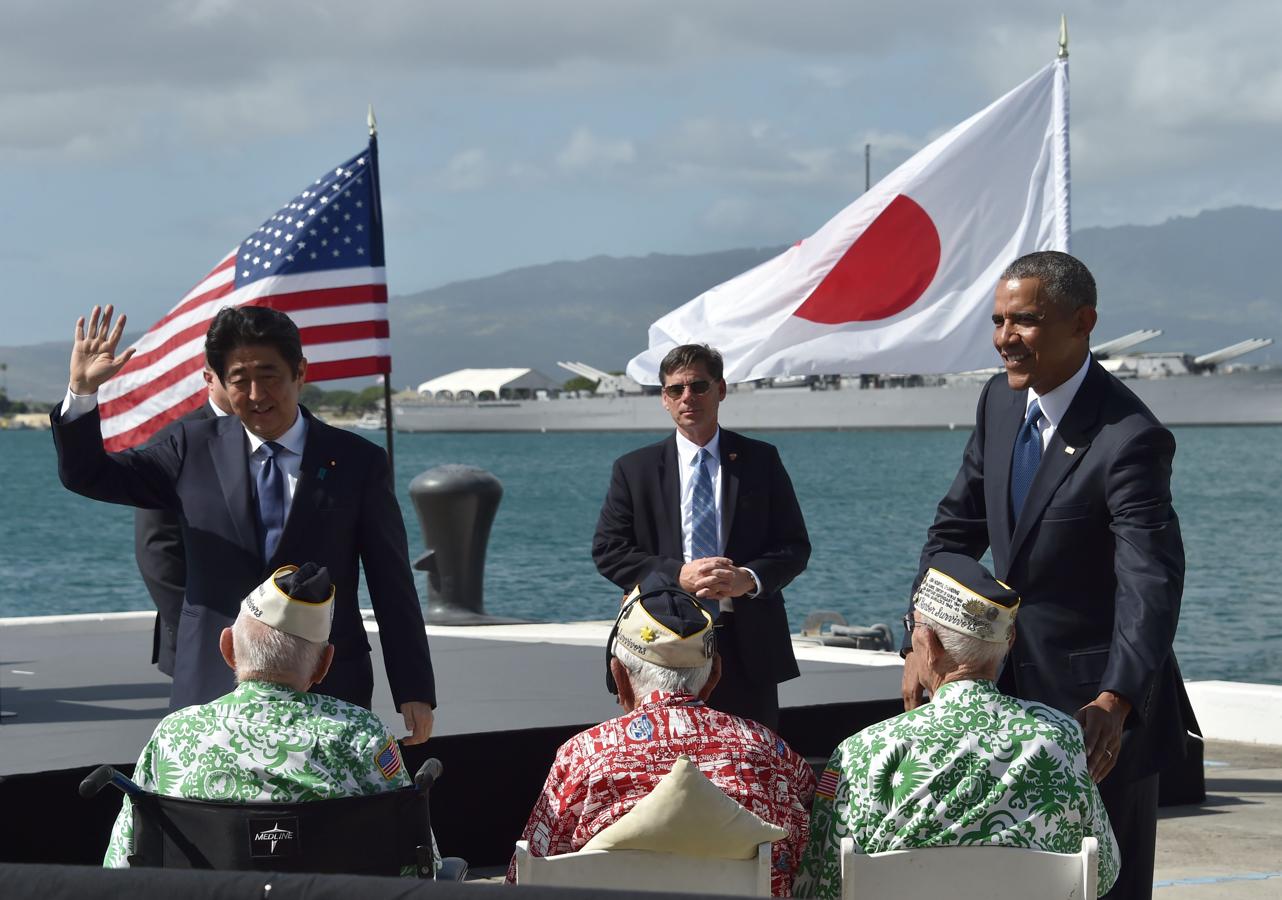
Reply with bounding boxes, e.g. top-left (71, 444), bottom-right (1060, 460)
top-left (79, 765), bottom-right (144, 798)
top-left (413, 757), bottom-right (443, 792)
